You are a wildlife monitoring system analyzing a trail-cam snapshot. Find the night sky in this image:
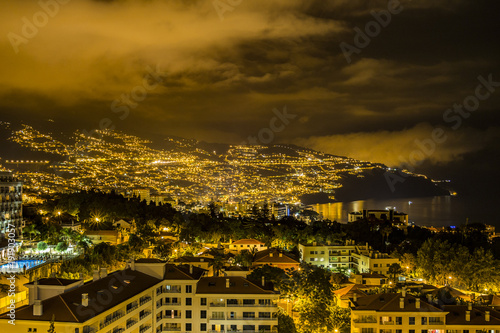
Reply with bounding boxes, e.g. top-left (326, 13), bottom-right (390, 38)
top-left (1, 0), bottom-right (499, 195)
